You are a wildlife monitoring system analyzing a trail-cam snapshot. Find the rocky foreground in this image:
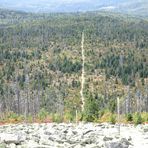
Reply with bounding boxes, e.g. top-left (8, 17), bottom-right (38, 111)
top-left (0, 123), bottom-right (148, 148)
